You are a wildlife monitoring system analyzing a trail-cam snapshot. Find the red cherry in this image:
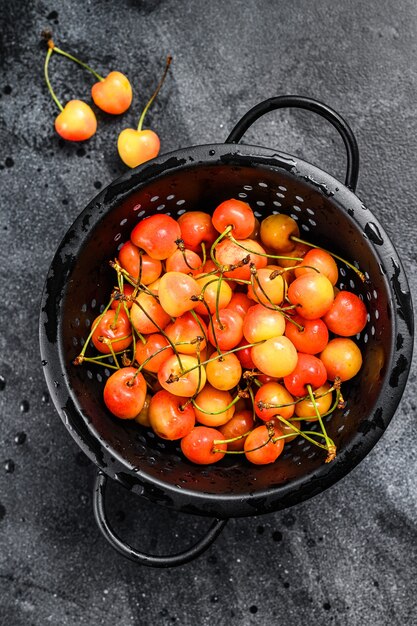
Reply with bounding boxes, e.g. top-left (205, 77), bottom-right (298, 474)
top-left (323, 291), bottom-right (368, 336)
top-left (212, 199), bottom-right (255, 239)
top-left (103, 367), bottom-right (147, 419)
top-left (283, 353), bottom-right (328, 397)
top-left (131, 214), bottom-right (181, 260)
